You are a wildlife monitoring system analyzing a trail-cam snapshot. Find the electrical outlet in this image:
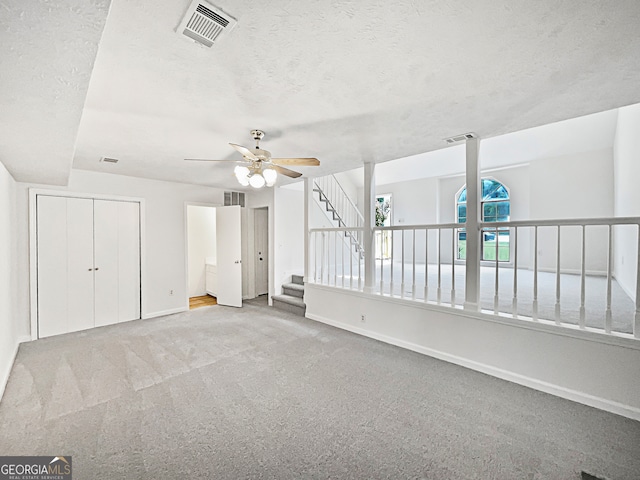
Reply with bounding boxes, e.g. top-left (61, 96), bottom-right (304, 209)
top-left (360, 314), bottom-right (366, 323)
